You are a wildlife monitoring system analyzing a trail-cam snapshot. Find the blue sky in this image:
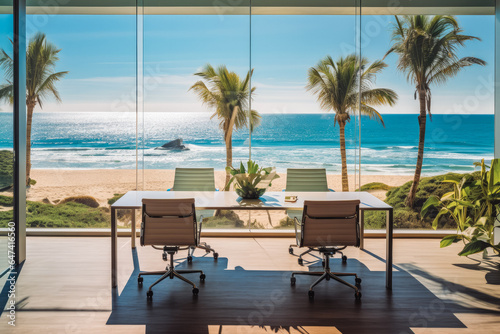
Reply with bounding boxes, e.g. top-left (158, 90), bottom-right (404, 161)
top-left (0, 14), bottom-right (495, 114)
